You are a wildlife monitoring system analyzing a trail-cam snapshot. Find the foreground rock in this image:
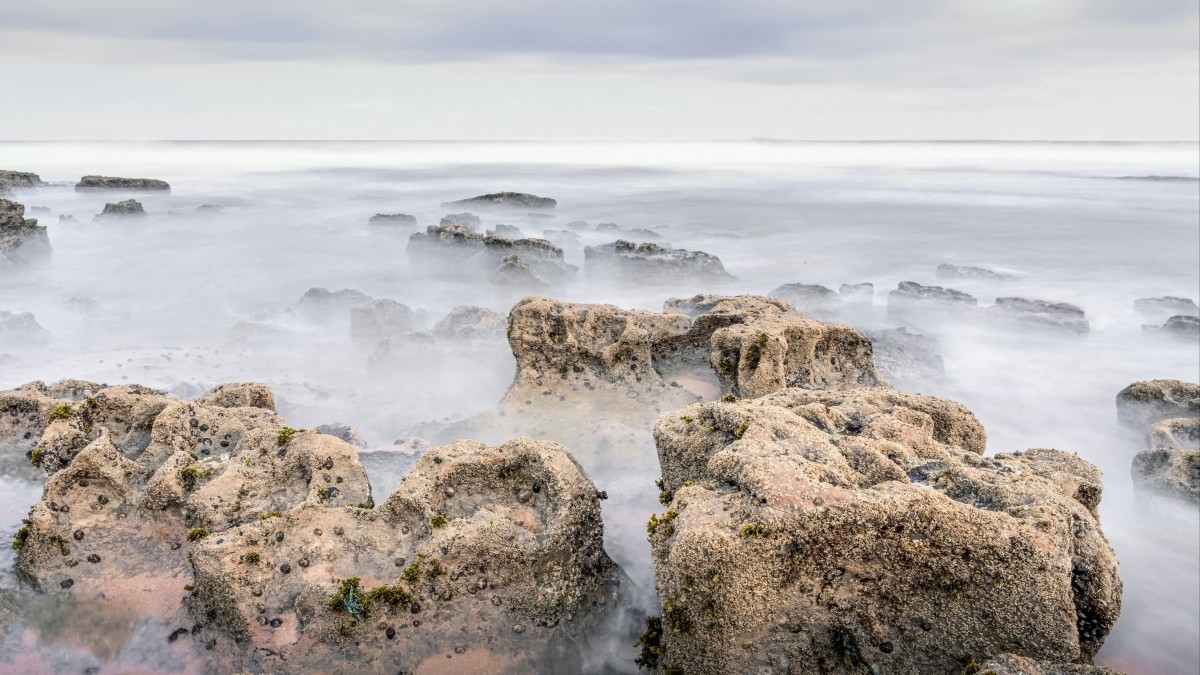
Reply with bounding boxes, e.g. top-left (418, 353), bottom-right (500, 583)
top-left (189, 437), bottom-right (622, 673)
top-left (647, 389), bottom-right (1120, 673)
top-left (1131, 417), bottom-right (1199, 505)
top-left (0, 170), bottom-right (46, 194)
top-left (75, 175), bottom-right (170, 192)
top-left (989, 297), bottom-right (1090, 335)
top-left (441, 192), bottom-right (557, 210)
top-left (1, 199), bottom-right (51, 265)
top-left (368, 213), bottom-right (417, 225)
top-left (93, 199), bottom-right (146, 219)
top-left (584, 240), bottom-right (733, 282)
top-left (1115, 379), bottom-right (1200, 431)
